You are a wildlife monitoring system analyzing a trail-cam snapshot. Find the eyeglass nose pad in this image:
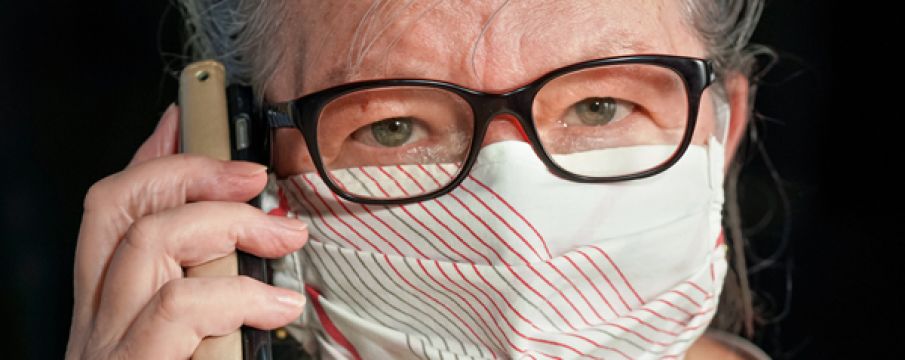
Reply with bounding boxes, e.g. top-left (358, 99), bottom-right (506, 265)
top-left (480, 114), bottom-right (530, 148)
